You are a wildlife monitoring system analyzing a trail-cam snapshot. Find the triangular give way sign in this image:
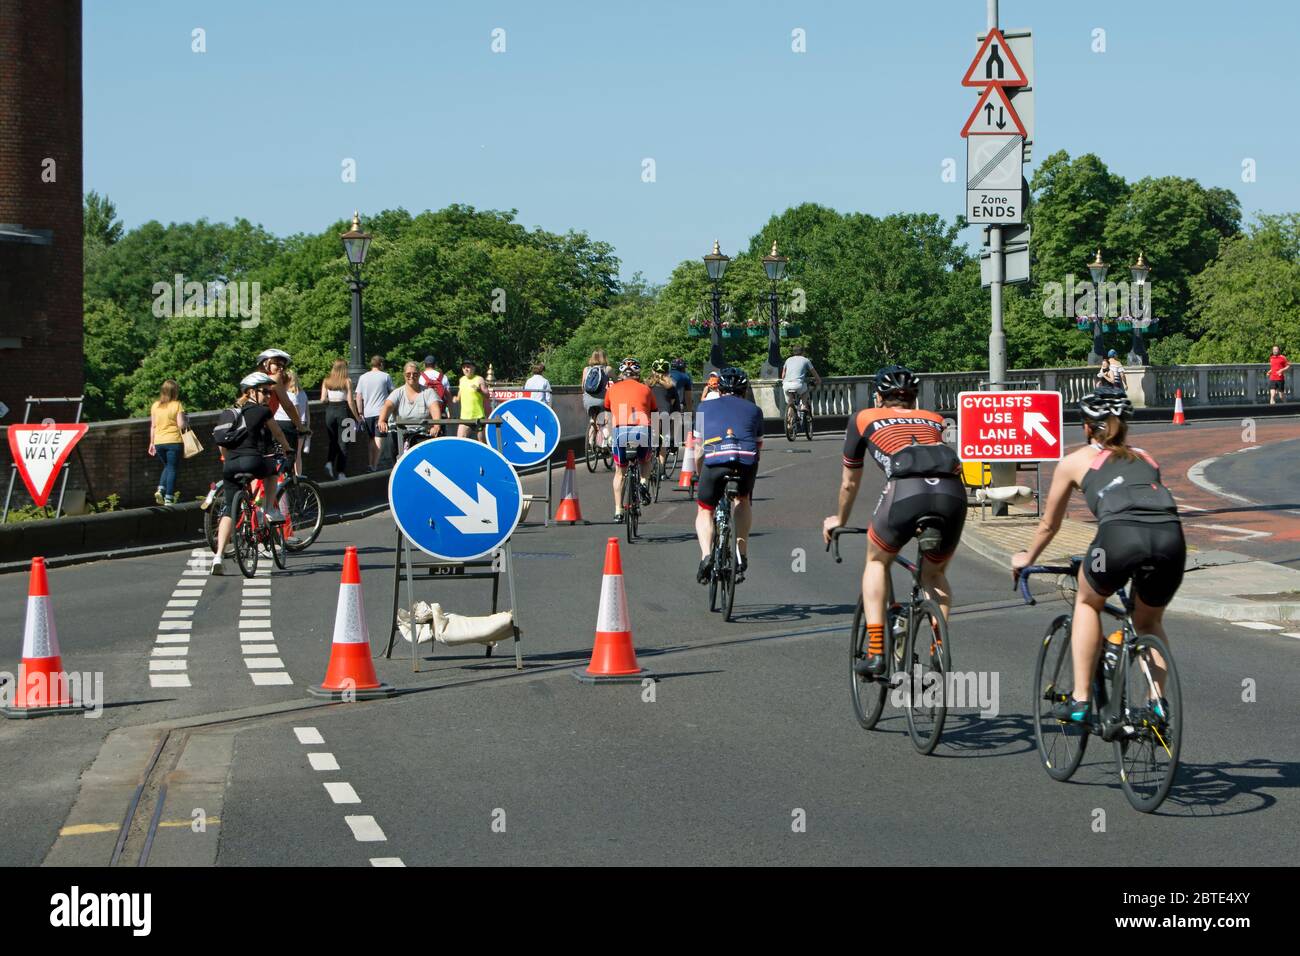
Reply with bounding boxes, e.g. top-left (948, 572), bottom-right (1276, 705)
top-left (7, 424), bottom-right (89, 506)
